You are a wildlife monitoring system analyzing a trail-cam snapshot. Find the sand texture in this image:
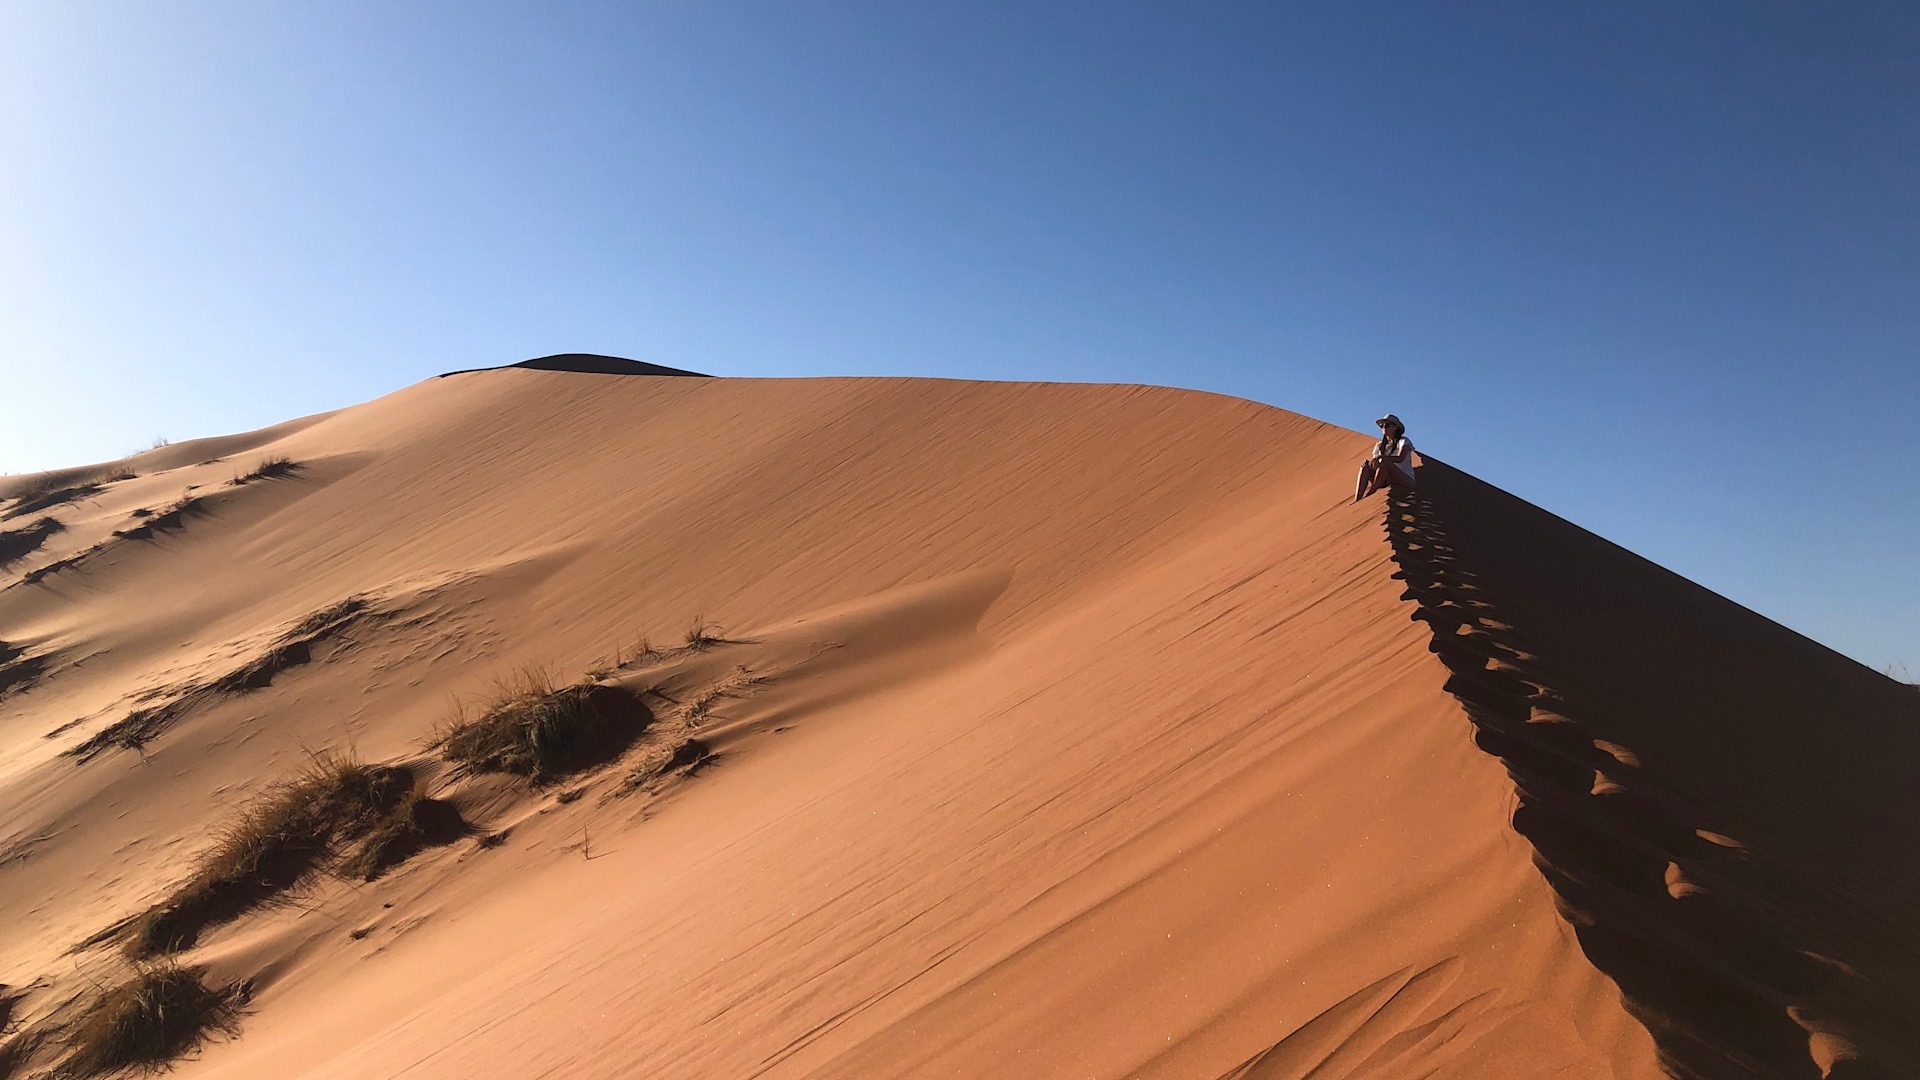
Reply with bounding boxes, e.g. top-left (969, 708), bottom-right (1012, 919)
top-left (0, 368), bottom-right (1910, 1079)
